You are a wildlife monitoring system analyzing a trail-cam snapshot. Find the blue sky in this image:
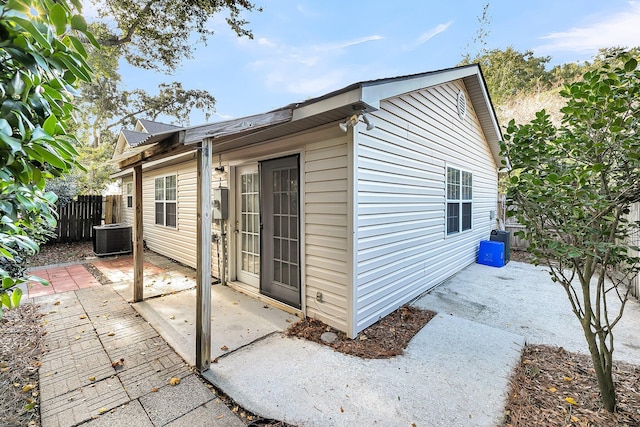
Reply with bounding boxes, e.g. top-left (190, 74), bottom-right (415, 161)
top-left (96, 1), bottom-right (640, 124)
